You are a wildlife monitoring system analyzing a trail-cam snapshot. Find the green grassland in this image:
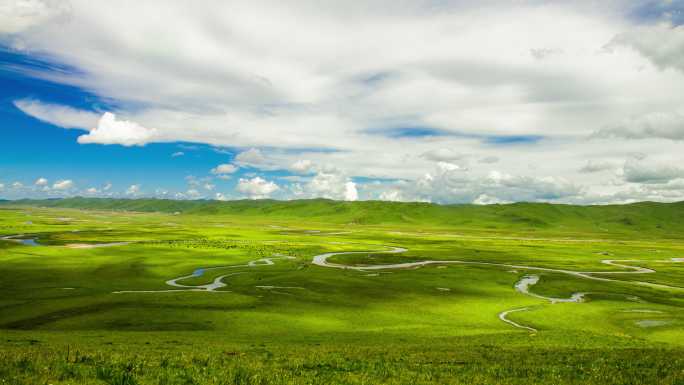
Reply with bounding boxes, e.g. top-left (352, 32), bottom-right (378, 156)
top-left (0, 199), bottom-right (683, 384)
